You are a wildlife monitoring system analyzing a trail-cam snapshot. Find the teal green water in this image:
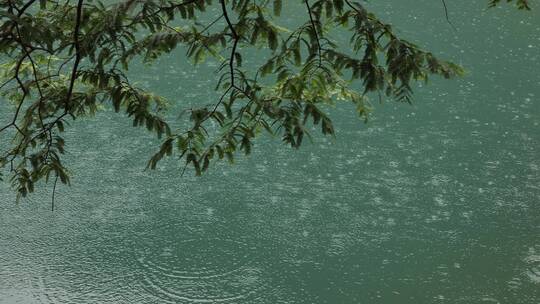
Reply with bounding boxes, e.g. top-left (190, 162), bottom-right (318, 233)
top-left (1, 1), bottom-right (539, 303)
